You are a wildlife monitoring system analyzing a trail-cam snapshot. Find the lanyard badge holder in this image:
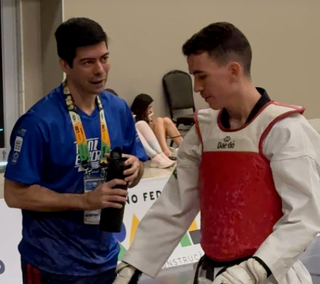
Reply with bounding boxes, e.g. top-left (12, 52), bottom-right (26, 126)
top-left (64, 81), bottom-right (111, 225)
